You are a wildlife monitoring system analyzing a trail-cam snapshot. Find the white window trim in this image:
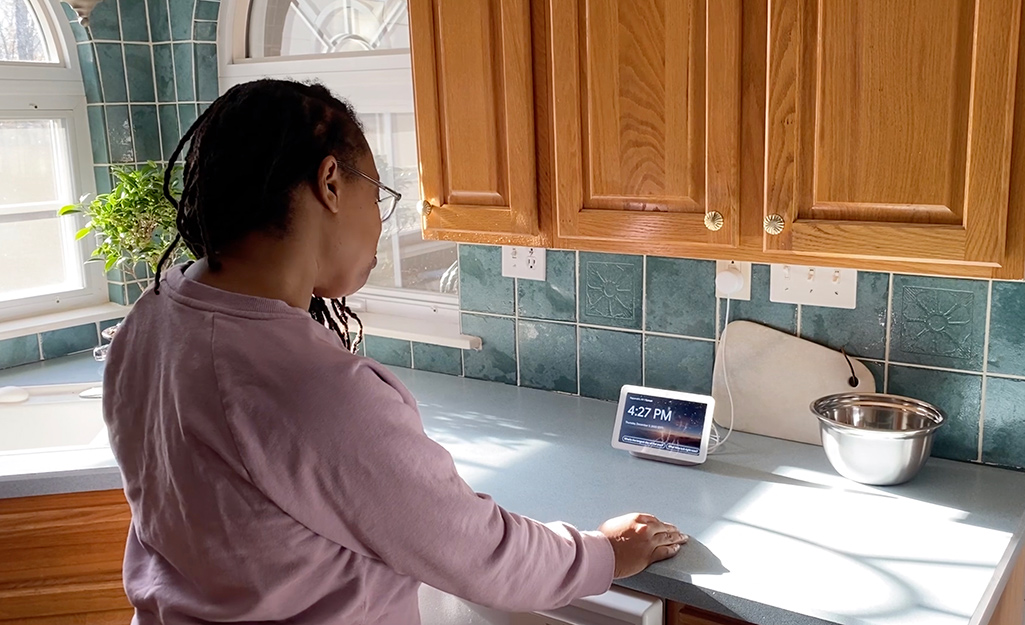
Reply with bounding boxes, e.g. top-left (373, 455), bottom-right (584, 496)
top-left (0, 302), bottom-right (129, 342)
top-left (0, 0), bottom-right (106, 325)
top-left (217, 0), bottom-right (474, 349)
